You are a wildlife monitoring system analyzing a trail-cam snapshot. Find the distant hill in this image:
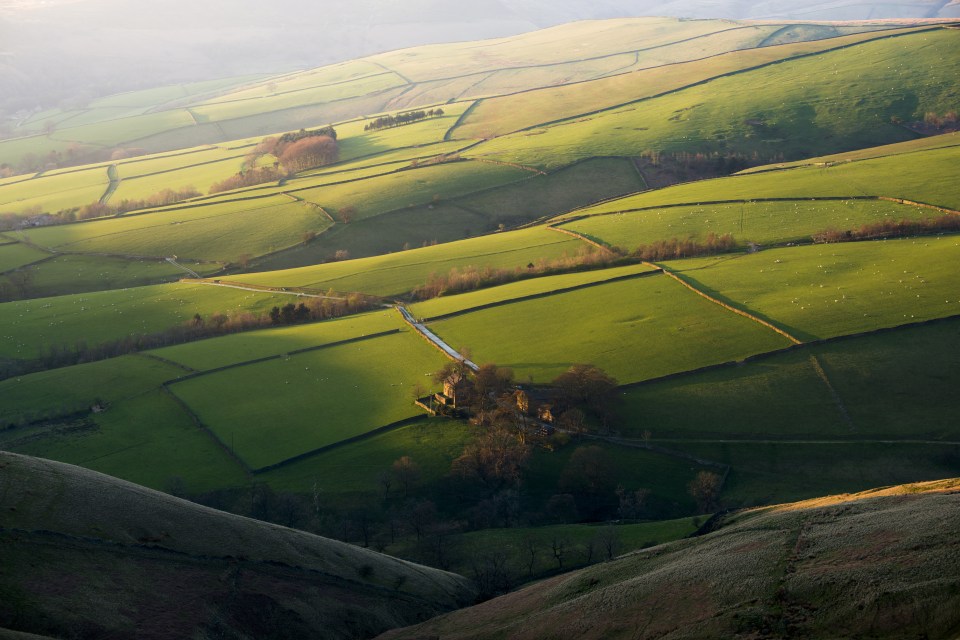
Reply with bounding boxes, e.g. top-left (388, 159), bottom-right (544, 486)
top-left (0, 451), bottom-right (476, 639)
top-left (1, 0), bottom-right (955, 116)
top-left (381, 479), bottom-right (960, 640)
